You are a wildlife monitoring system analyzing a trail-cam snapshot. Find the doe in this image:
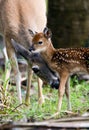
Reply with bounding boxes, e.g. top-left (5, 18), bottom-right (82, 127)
top-left (0, 0), bottom-right (47, 105)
